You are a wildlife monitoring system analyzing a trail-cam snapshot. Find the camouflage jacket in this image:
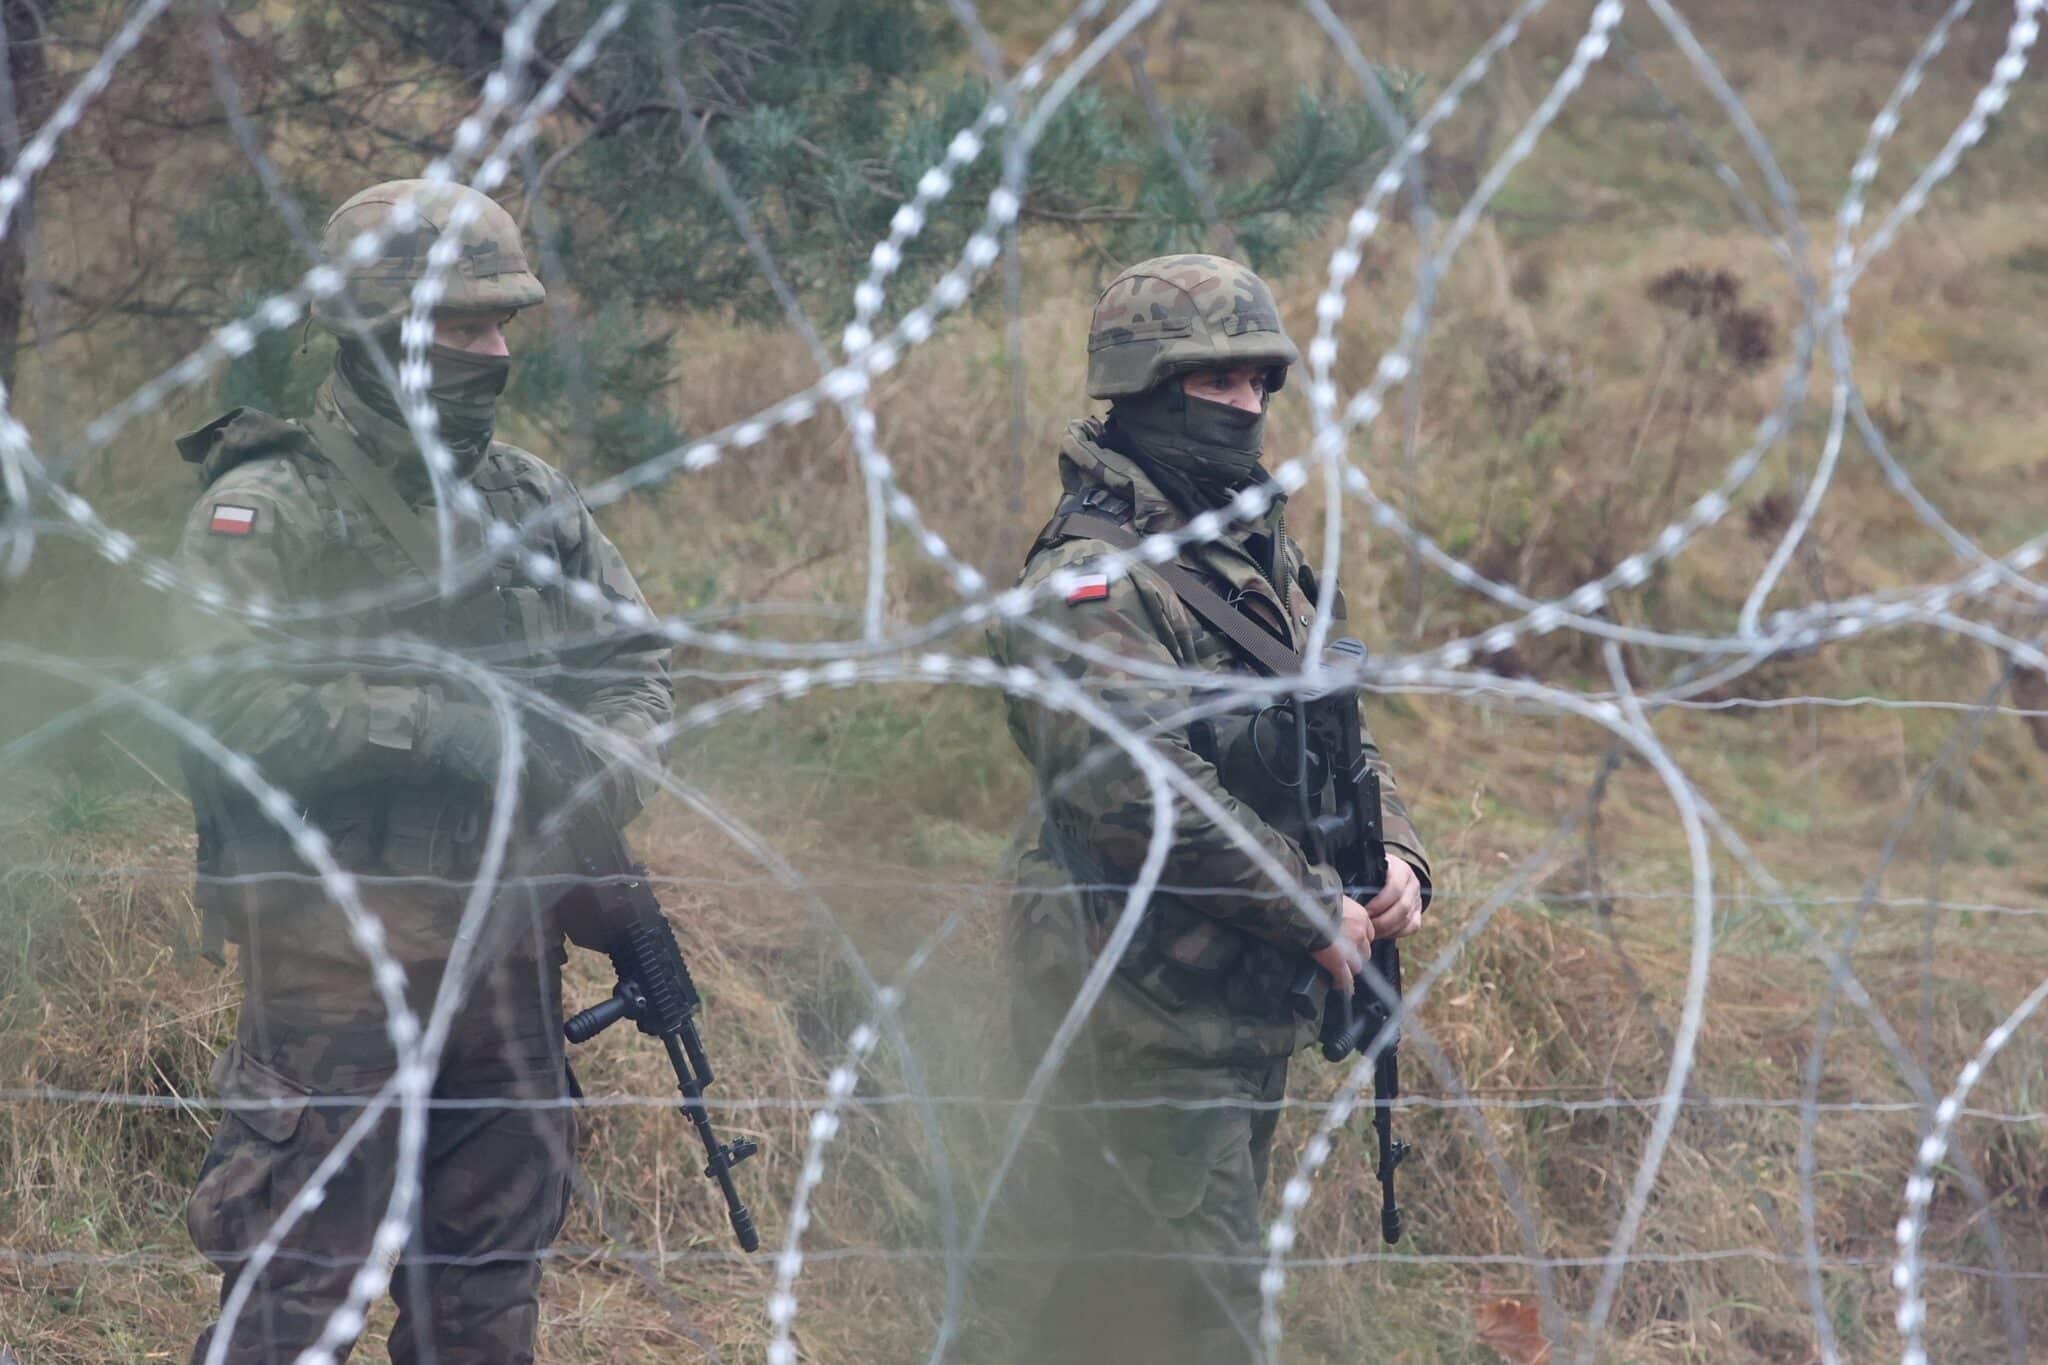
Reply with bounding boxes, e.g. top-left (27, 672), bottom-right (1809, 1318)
top-left (171, 375), bottom-right (673, 917)
top-left (989, 420), bottom-right (1428, 1066)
